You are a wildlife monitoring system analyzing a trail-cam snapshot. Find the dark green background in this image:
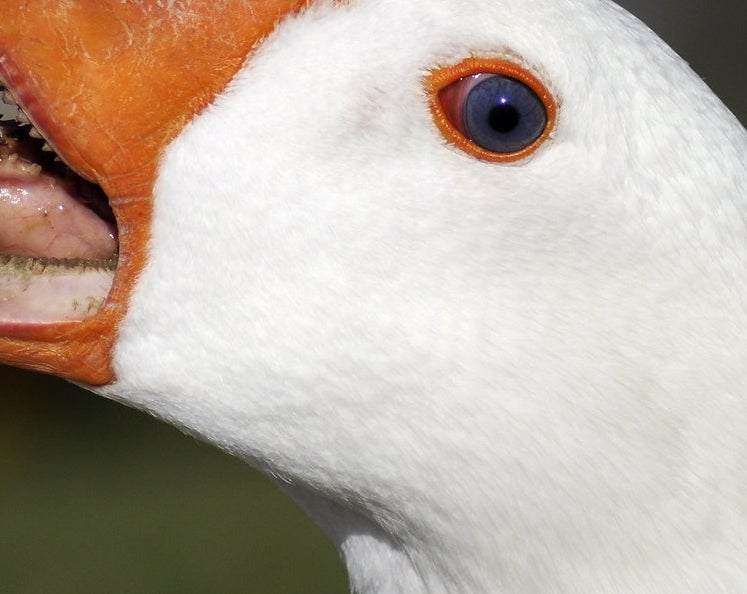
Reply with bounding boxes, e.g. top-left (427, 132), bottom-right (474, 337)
top-left (2, 2), bottom-right (745, 592)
